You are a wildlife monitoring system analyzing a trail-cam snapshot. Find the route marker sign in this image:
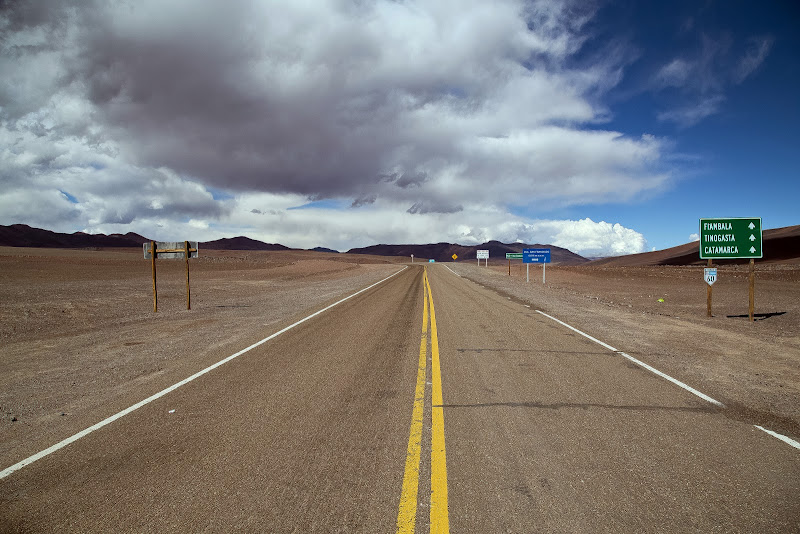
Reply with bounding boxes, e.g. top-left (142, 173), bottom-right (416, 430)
top-left (704, 268), bottom-right (717, 286)
top-left (452, 254), bottom-right (458, 260)
top-left (699, 217), bottom-right (762, 259)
